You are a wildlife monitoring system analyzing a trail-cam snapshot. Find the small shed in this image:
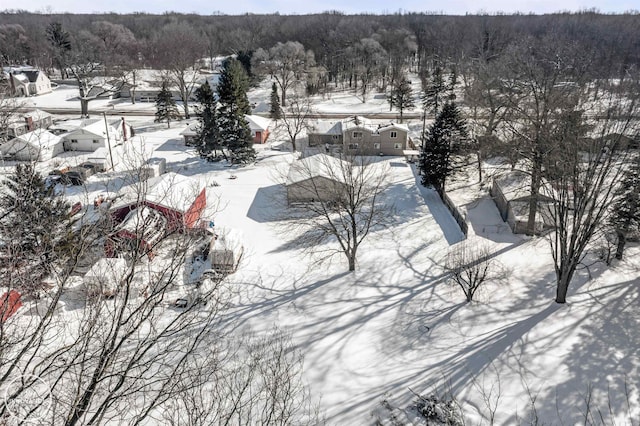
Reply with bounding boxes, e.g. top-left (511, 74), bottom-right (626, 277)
top-left (209, 228), bottom-right (244, 274)
top-left (490, 171), bottom-right (555, 234)
top-left (1, 129), bottom-right (63, 161)
top-left (245, 115), bottom-right (272, 144)
top-left (84, 258), bottom-right (129, 297)
top-left (285, 153), bottom-right (350, 204)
